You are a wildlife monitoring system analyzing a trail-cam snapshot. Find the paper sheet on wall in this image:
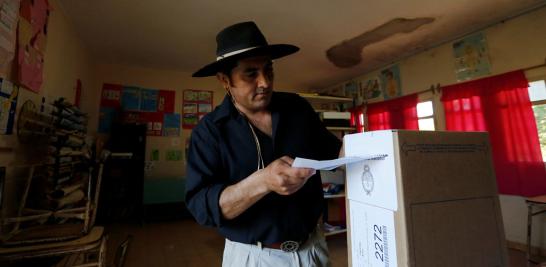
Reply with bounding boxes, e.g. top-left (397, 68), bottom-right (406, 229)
top-left (163, 113), bottom-right (180, 136)
top-left (17, 0), bottom-right (49, 92)
top-left (0, 78), bottom-right (17, 134)
top-left (0, 0), bottom-right (20, 71)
